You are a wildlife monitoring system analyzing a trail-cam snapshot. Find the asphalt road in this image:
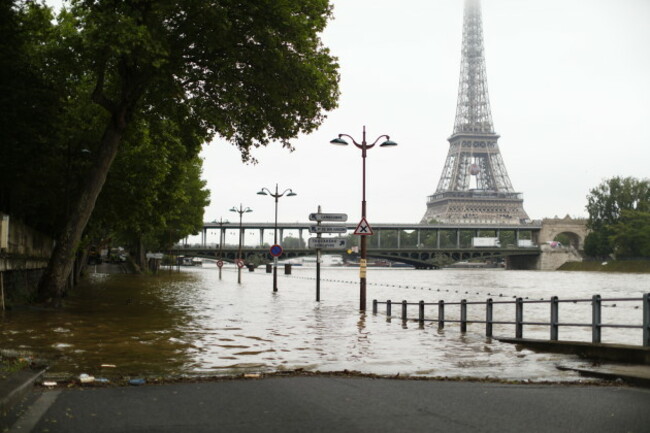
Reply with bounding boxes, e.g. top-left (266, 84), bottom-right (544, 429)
top-left (8, 376), bottom-right (650, 433)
